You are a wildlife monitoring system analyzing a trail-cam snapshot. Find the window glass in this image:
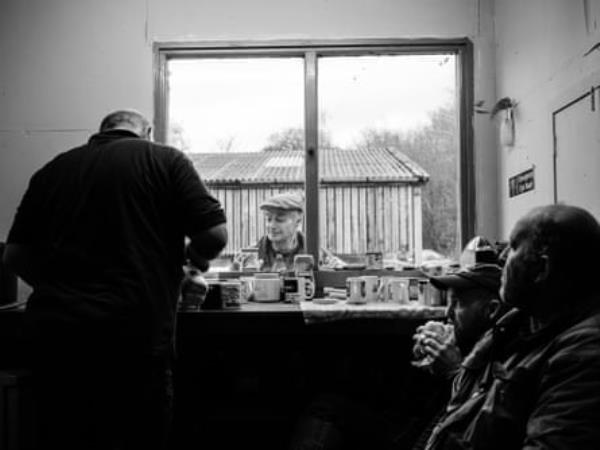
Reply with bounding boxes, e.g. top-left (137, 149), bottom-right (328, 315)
top-left (318, 54), bottom-right (459, 267)
top-left (161, 46), bottom-right (468, 272)
top-left (167, 58), bottom-right (306, 270)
